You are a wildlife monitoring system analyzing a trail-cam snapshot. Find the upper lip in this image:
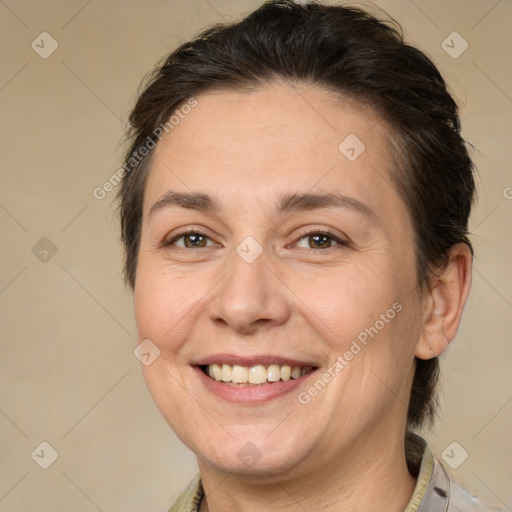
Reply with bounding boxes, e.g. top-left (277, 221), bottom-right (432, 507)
top-left (192, 353), bottom-right (319, 368)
